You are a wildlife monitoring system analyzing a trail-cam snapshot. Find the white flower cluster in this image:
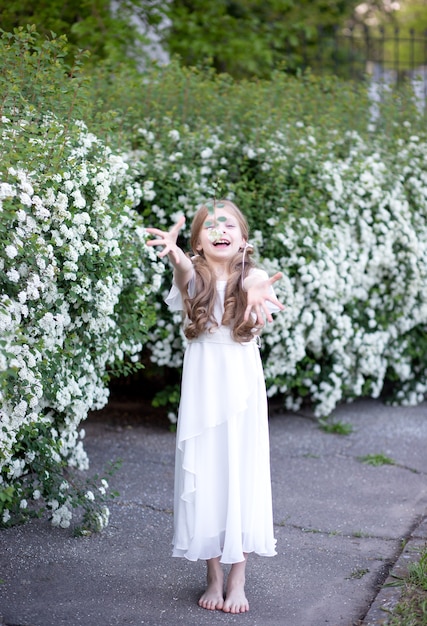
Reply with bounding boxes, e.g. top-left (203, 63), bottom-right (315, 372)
top-left (3, 103), bottom-right (426, 526)
top-left (130, 118), bottom-right (427, 418)
top-left (263, 128), bottom-right (427, 415)
top-left (0, 111), bottom-right (164, 525)
top-left (261, 127), bottom-right (427, 416)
